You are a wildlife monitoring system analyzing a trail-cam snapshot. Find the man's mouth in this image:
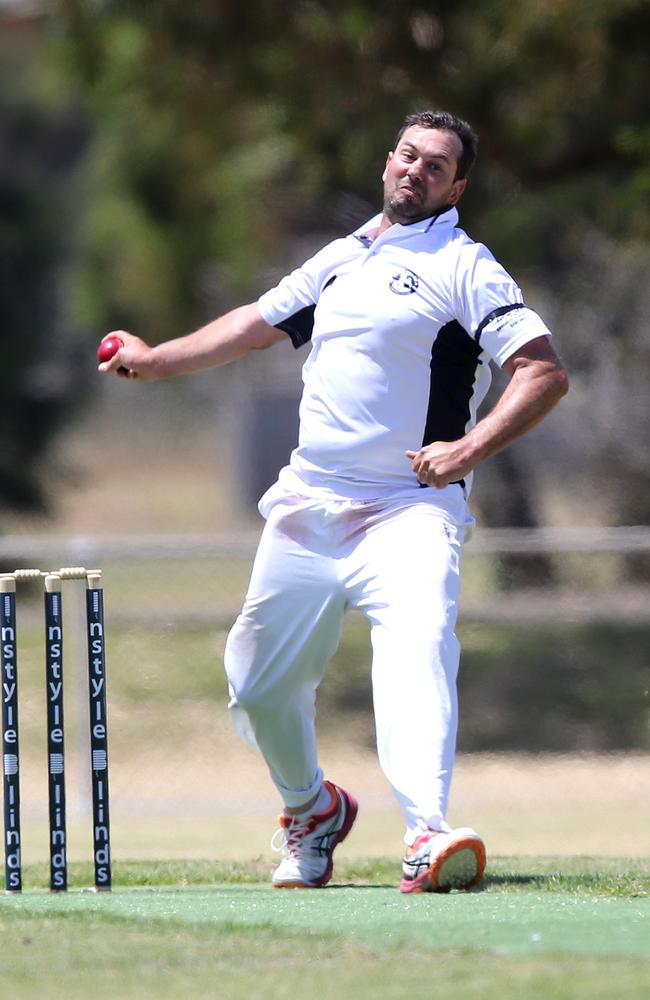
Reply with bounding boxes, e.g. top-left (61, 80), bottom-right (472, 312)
top-left (400, 182), bottom-right (422, 201)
